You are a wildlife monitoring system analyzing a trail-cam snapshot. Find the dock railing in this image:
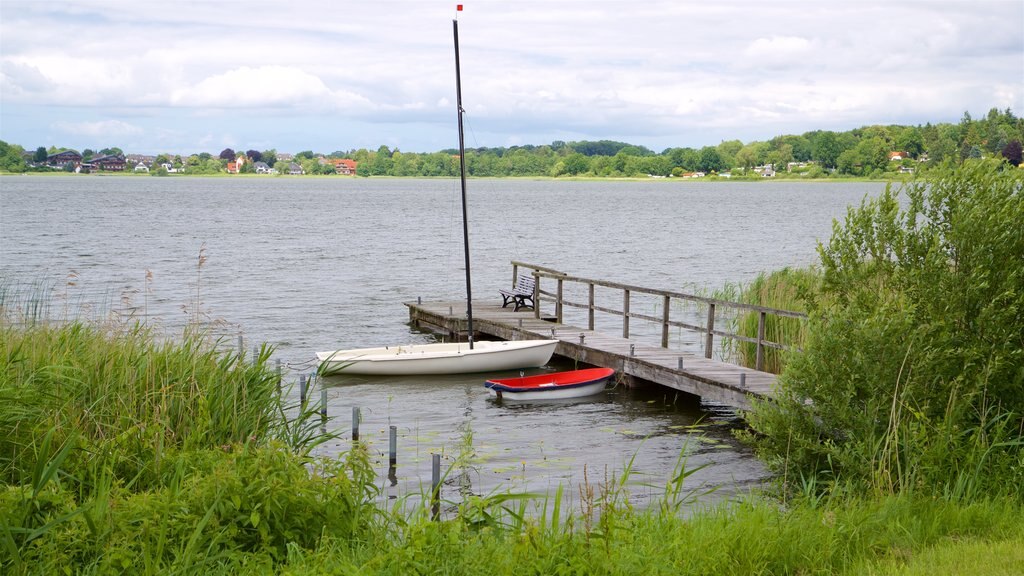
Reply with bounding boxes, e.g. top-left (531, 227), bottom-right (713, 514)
top-left (512, 261), bottom-right (806, 372)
